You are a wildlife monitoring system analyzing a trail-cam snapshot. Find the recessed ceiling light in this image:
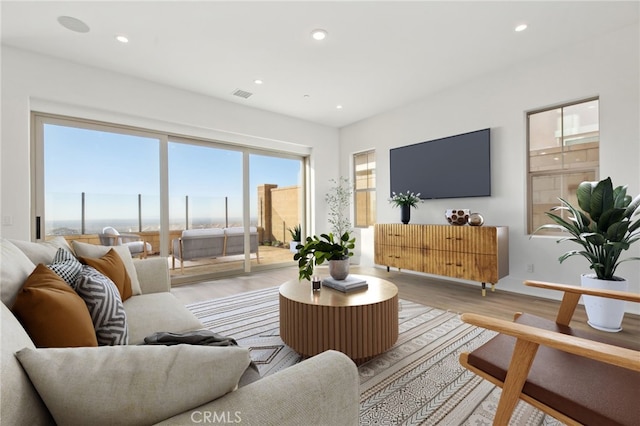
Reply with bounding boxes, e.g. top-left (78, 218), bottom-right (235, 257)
top-left (303, 94), bottom-right (310, 98)
top-left (515, 24), bottom-right (528, 32)
top-left (115, 35), bottom-right (129, 43)
top-left (254, 79), bottom-right (263, 85)
top-left (311, 29), bottom-right (328, 41)
top-left (57, 16), bottom-right (90, 33)
top-left (336, 105), bottom-right (343, 110)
